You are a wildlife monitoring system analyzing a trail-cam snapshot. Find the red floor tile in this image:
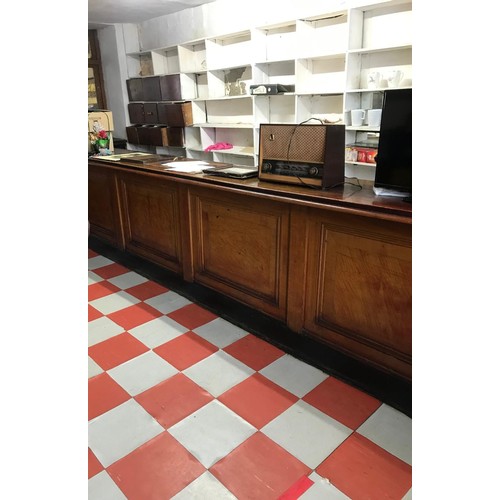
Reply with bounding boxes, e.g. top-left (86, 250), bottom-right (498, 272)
top-left (223, 333), bottom-right (285, 371)
top-left (218, 373), bottom-right (297, 429)
top-left (88, 304), bottom-right (103, 322)
top-left (88, 447), bottom-right (103, 479)
top-left (135, 373), bottom-right (213, 429)
top-left (107, 432), bottom-right (206, 500)
top-left (302, 376), bottom-right (382, 430)
top-left (167, 303), bottom-right (218, 330)
top-left (107, 303), bottom-right (163, 331)
top-left (153, 331), bottom-right (218, 370)
top-left (88, 373), bottom-right (131, 421)
top-left (89, 249), bottom-right (99, 258)
top-left (88, 281), bottom-right (121, 302)
top-left (93, 262), bottom-right (130, 280)
top-left (316, 433), bottom-right (412, 500)
top-left (210, 432), bottom-right (311, 500)
top-left (279, 475), bottom-right (314, 499)
top-left (88, 332), bottom-right (149, 371)
top-left (125, 280), bottom-right (169, 301)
